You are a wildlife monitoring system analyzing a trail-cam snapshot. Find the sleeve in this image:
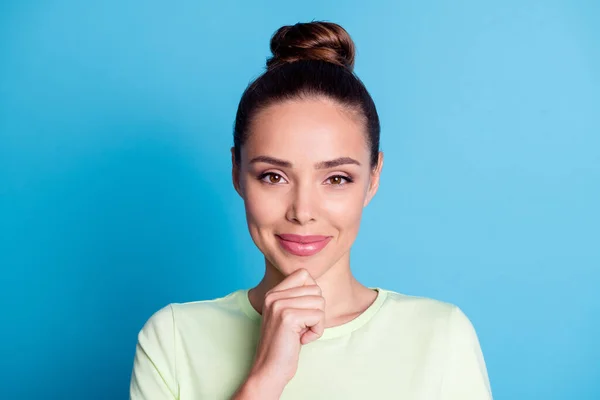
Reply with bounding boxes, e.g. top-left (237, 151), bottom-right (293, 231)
top-left (439, 306), bottom-right (493, 400)
top-left (130, 304), bottom-right (180, 400)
